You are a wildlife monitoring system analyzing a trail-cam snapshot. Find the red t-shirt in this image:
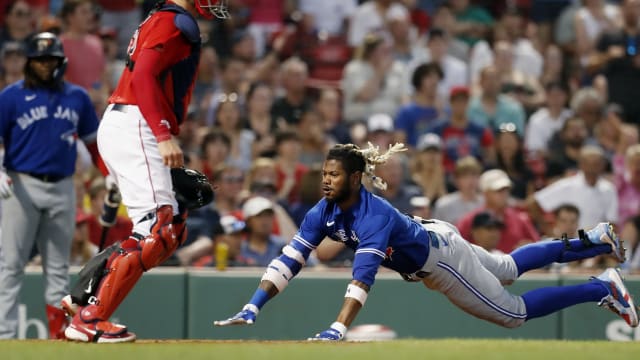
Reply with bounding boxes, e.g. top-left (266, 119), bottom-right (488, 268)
top-left (109, 7), bottom-right (200, 141)
top-left (457, 207), bottom-right (539, 253)
top-left (60, 34), bottom-right (106, 90)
